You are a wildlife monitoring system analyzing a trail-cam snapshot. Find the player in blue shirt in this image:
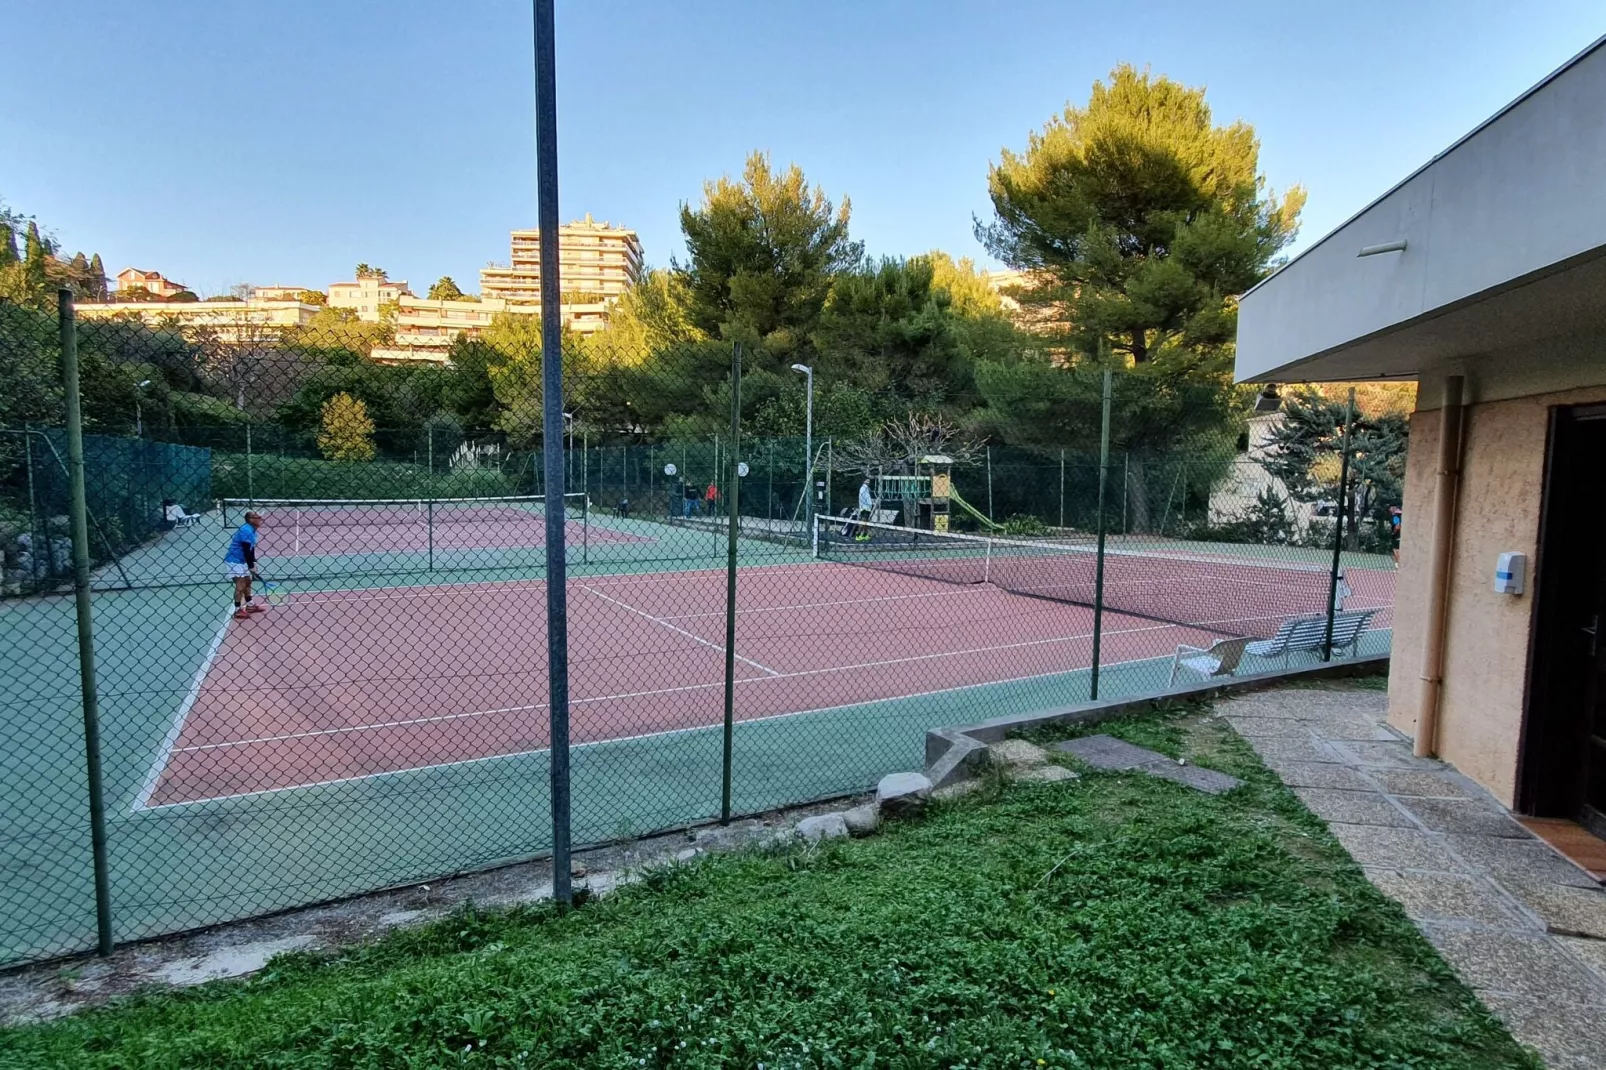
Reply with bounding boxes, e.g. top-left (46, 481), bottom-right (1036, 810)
top-left (225, 510), bottom-right (265, 620)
